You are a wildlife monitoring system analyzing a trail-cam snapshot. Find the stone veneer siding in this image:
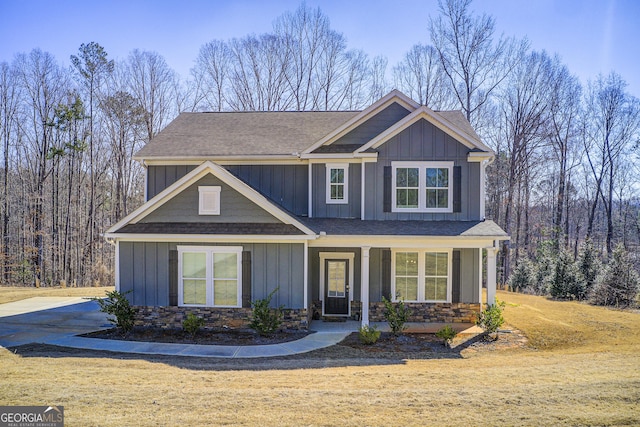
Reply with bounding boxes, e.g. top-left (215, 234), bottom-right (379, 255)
top-left (134, 306), bottom-right (309, 330)
top-left (368, 302), bottom-right (481, 323)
